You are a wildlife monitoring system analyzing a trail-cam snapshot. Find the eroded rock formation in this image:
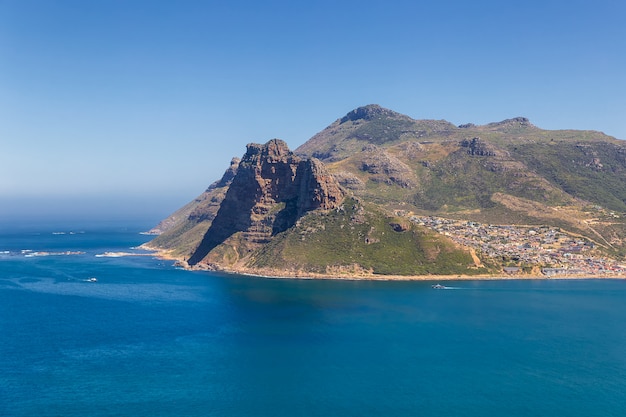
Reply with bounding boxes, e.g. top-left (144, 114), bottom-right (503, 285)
top-left (461, 137), bottom-right (498, 156)
top-left (187, 139), bottom-right (344, 266)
